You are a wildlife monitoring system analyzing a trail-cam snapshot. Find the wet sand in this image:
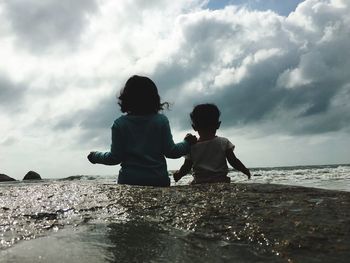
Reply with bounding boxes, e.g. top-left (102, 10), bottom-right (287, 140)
top-left (1, 181), bottom-right (349, 262)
